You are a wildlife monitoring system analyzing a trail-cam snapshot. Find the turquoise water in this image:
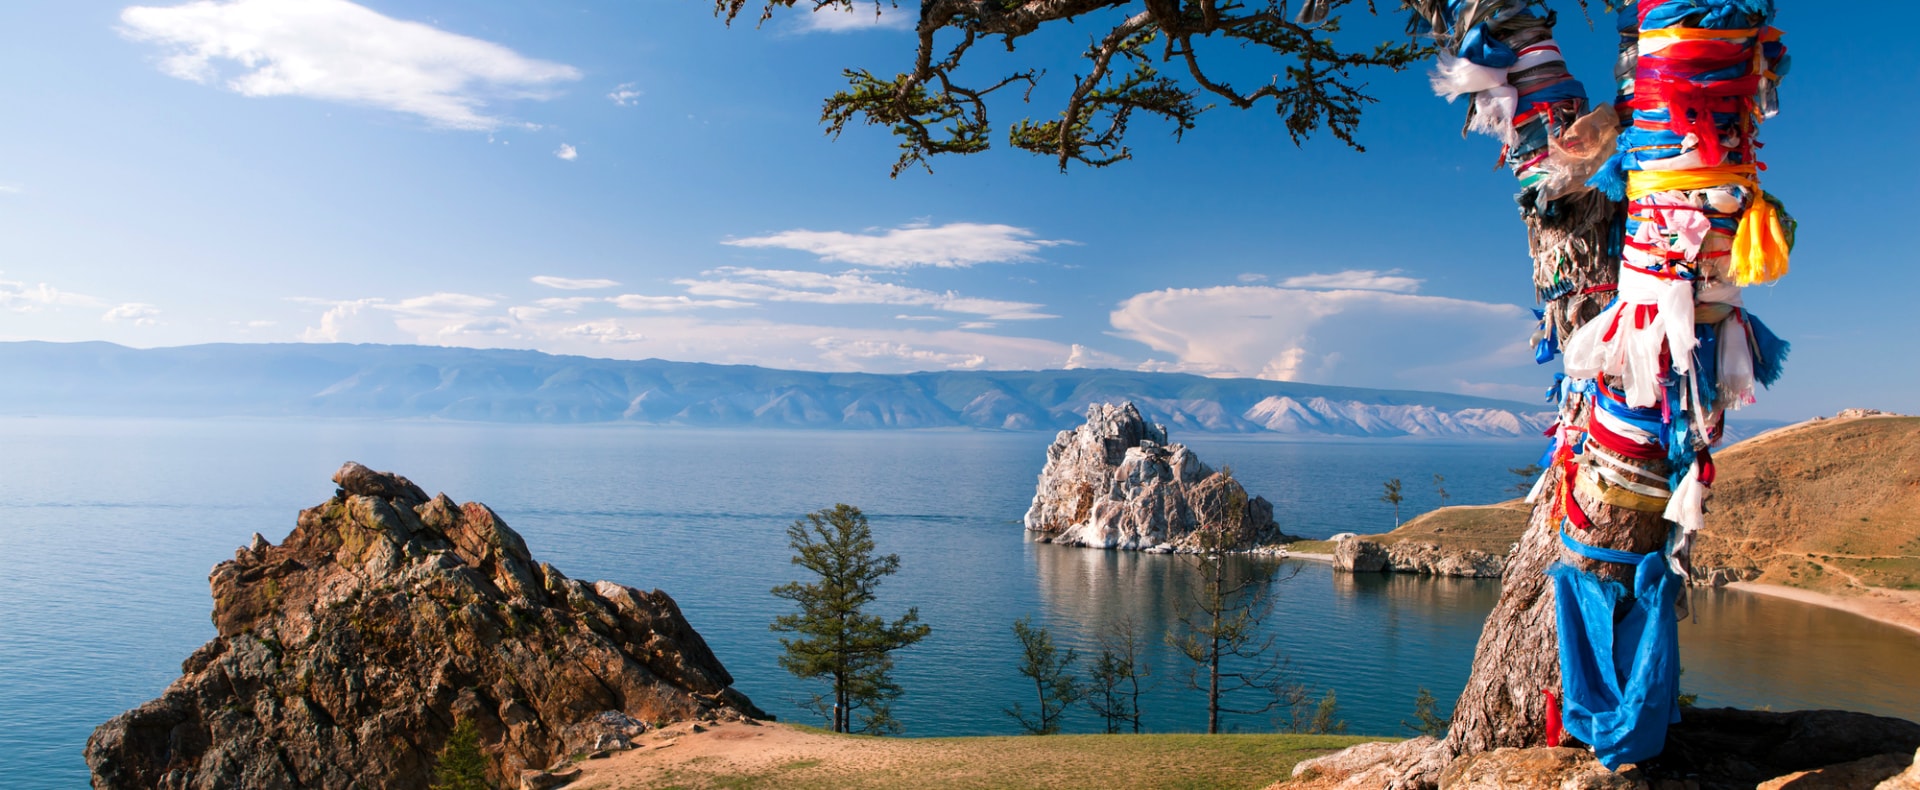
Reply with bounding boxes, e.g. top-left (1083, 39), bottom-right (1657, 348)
top-left (3, 417), bottom-right (1917, 788)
